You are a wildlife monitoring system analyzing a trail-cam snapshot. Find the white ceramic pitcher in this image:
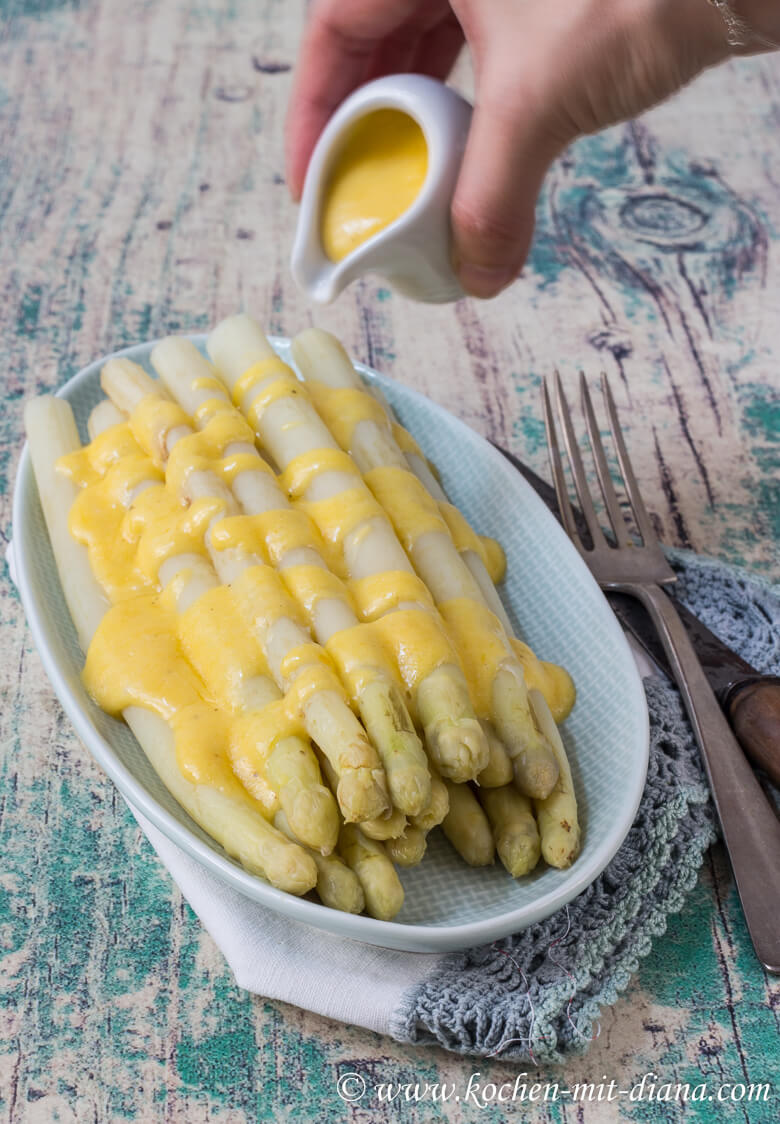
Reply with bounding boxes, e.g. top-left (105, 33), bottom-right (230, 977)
top-left (291, 75), bottom-right (473, 304)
